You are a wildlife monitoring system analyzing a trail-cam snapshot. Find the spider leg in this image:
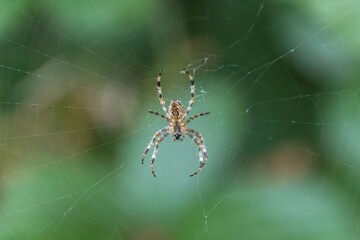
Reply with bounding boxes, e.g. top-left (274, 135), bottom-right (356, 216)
top-left (186, 132), bottom-right (204, 164)
top-left (141, 128), bottom-right (167, 164)
top-left (150, 132), bottom-right (169, 177)
top-left (183, 68), bottom-right (195, 117)
top-left (186, 128), bottom-right (208, 177)
top-left (156, 70), bottom-right (169, 117)
top-left (149, 110), bottom-right (168, 121)
top-left (186, 112), bottom-right (210, 124)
